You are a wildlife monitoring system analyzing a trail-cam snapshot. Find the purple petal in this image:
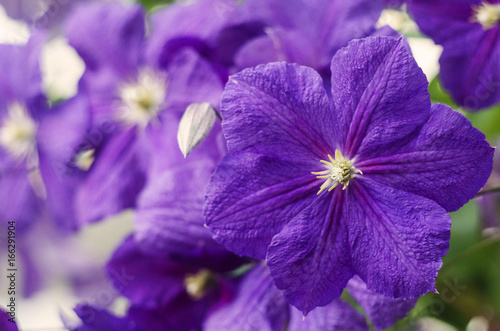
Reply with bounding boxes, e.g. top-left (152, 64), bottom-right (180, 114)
top-left (75, 129), bottom-right (146, 225)
top-left (206, 152), bottom-right (319, 259)
top-left (234, 29), bottom-right (318, 70)
top-left (330, 36), bottom-right (430, 158)
top-left (204, 264), bottom-right (288, 331)
top-left (206, 62), bottom-right (336, 258)
top-left (347, 275), bottom-right (418, 331)
top-left (2, 0), bottom-right (81, 29)
top-left (0, 33), bottom-right (46, 116)
top-left (106, 236), bottom-right (194, 309)
top-left (407, 0), bottom-right (500, 109)
top-left (220, 62), bottom-right (334, 161)
top-left (267, 191), bottom-right (353, 314)
top-left (346, 178), bottom-right (451, 299)
top-left (357, 103), bottom-right (494, 212)
top-left (145, 0), bottom-right (238, 66)
top-left (238, 0), bottom-right (383, 70)
top-left (287, 299), bottom-right (369, 331)
top-left (0, 167), bottom-right (40, 233)
top-left (134, 141), bottom-right (244, 271)
top-left (0, 307), bottom-right (18, 331)
top-left (70, 304), bottom-right (141, 331)
top-left (164, 48), bottom-right (224, 114)
top-left (37, 95), bottom-right (89, 231)
top-left (65, 2), bottom-right (144, 74)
